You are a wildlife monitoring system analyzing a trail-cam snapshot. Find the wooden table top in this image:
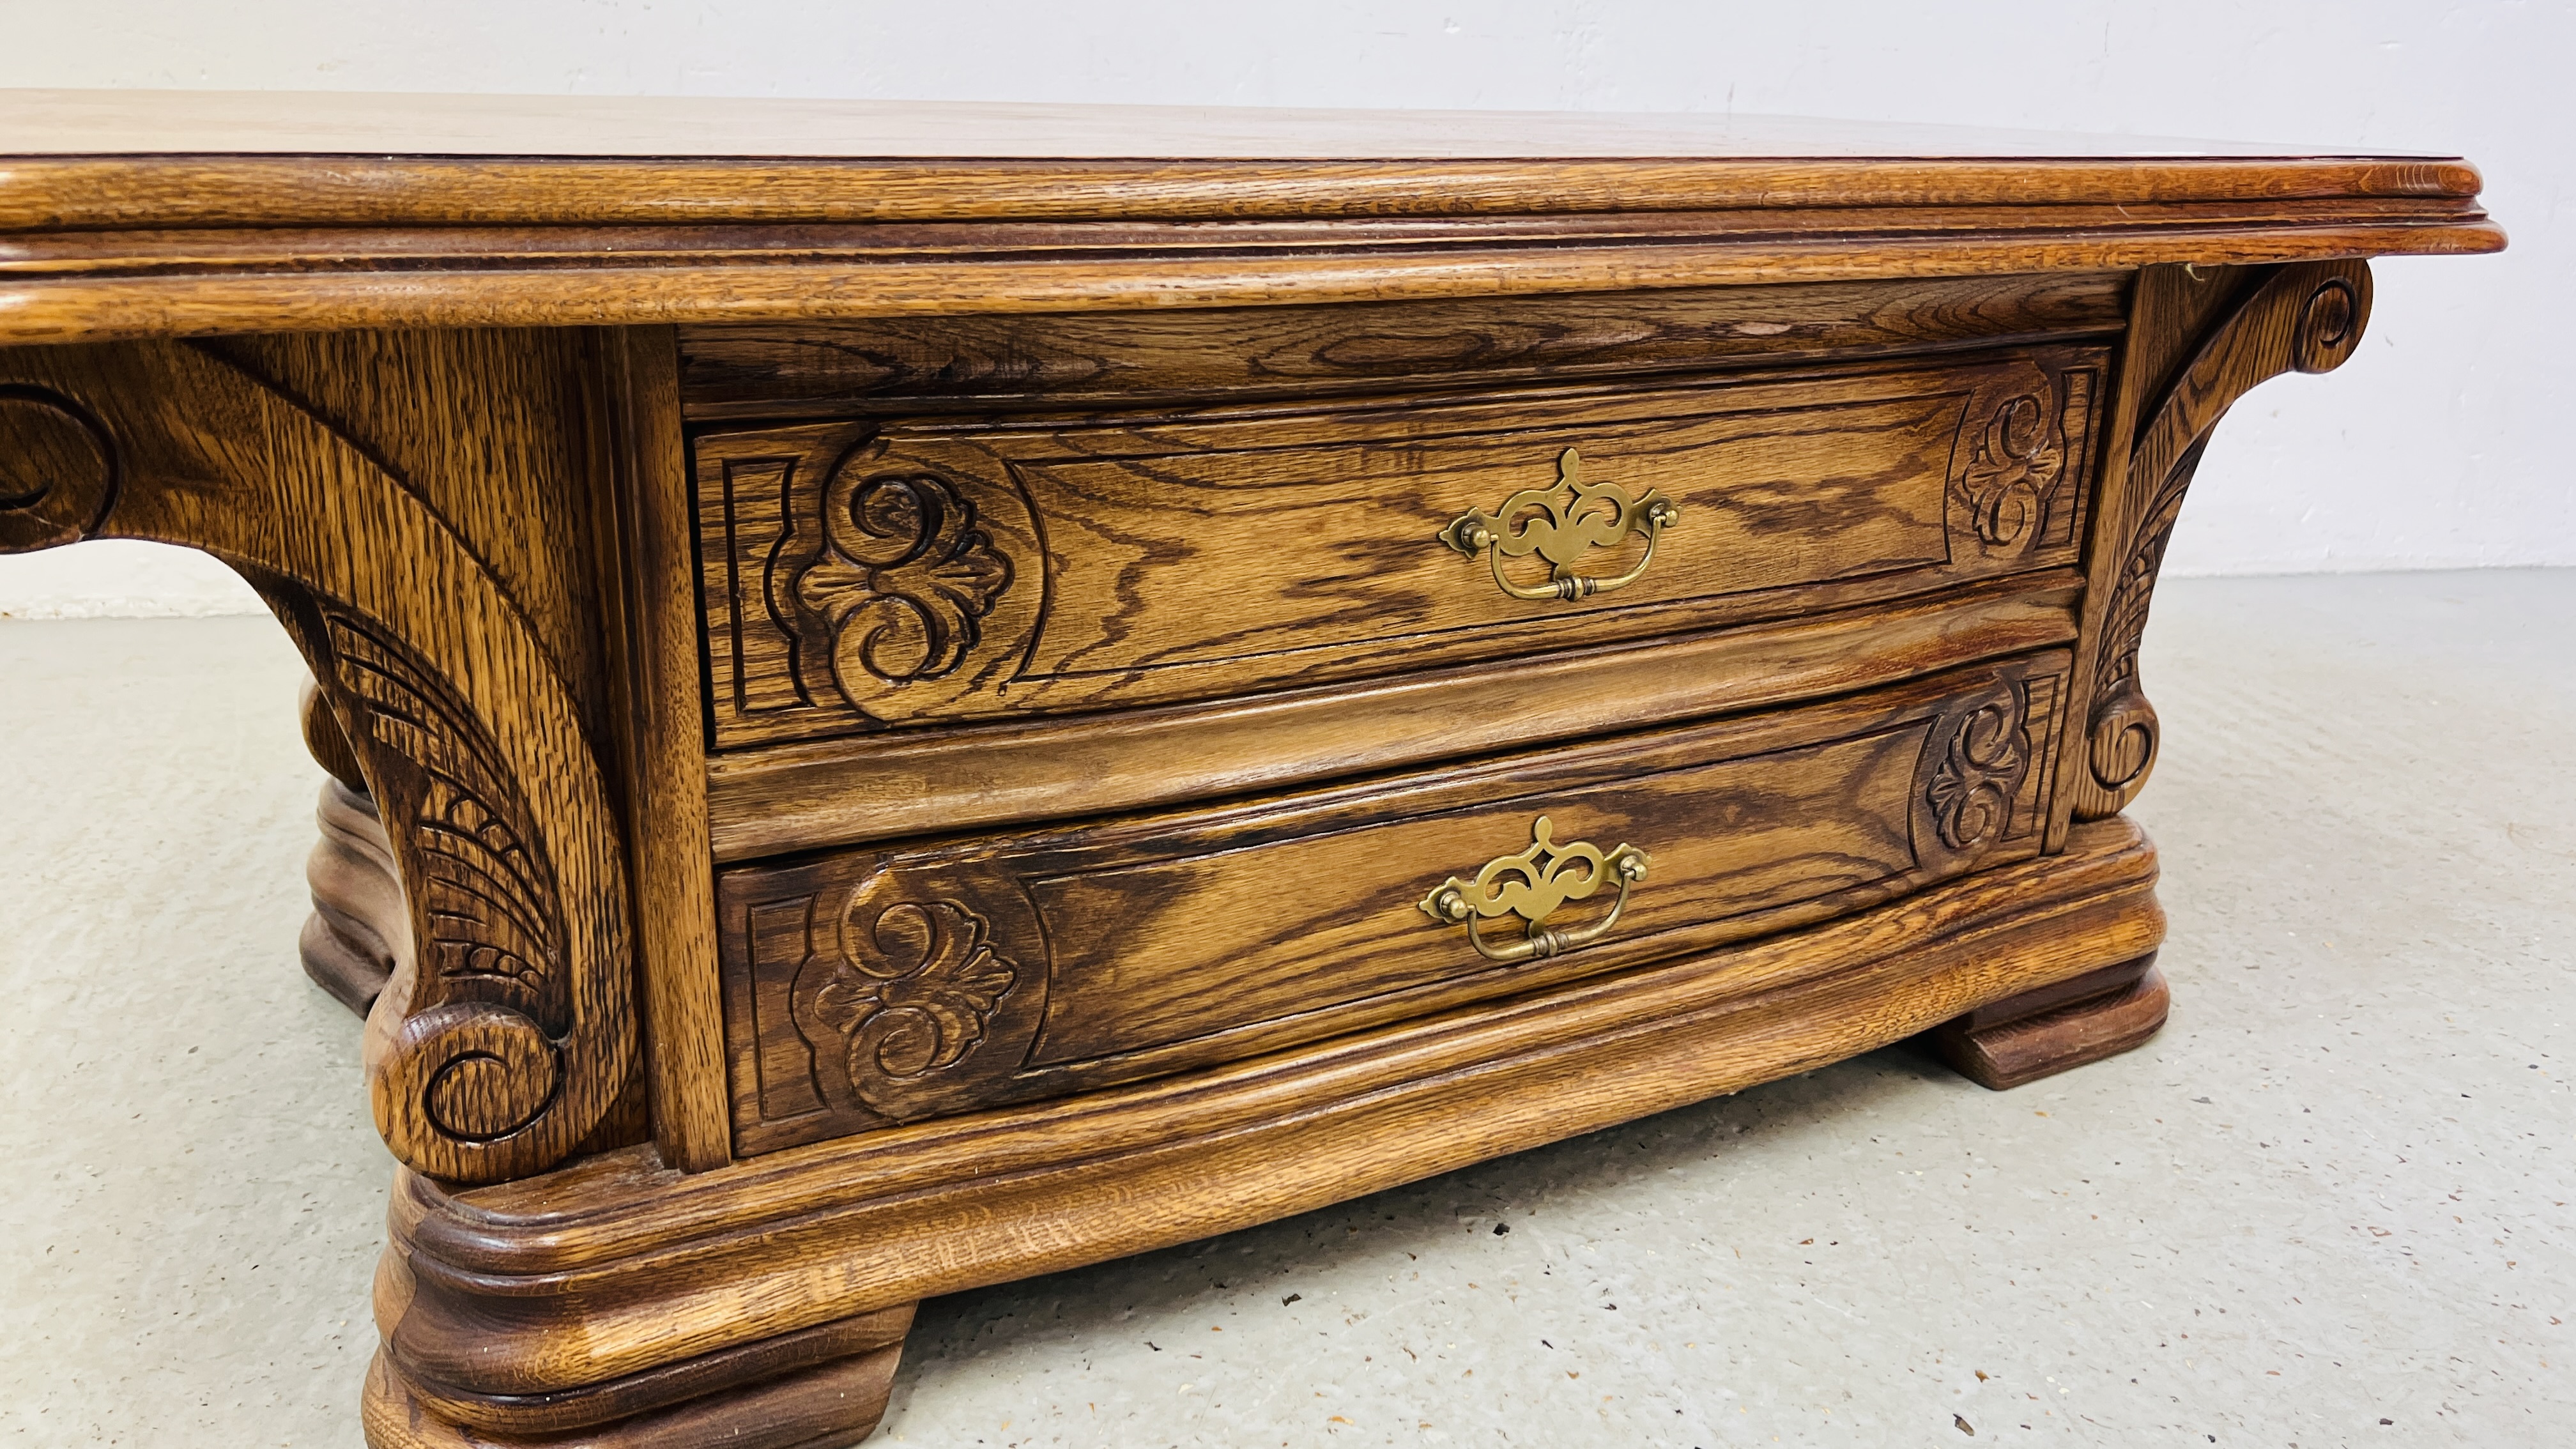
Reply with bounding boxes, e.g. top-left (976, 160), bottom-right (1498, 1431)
top-left (0, 87), bottom-right (2449, 161)
top-left (0, 89), bottom-right (2500, 346)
